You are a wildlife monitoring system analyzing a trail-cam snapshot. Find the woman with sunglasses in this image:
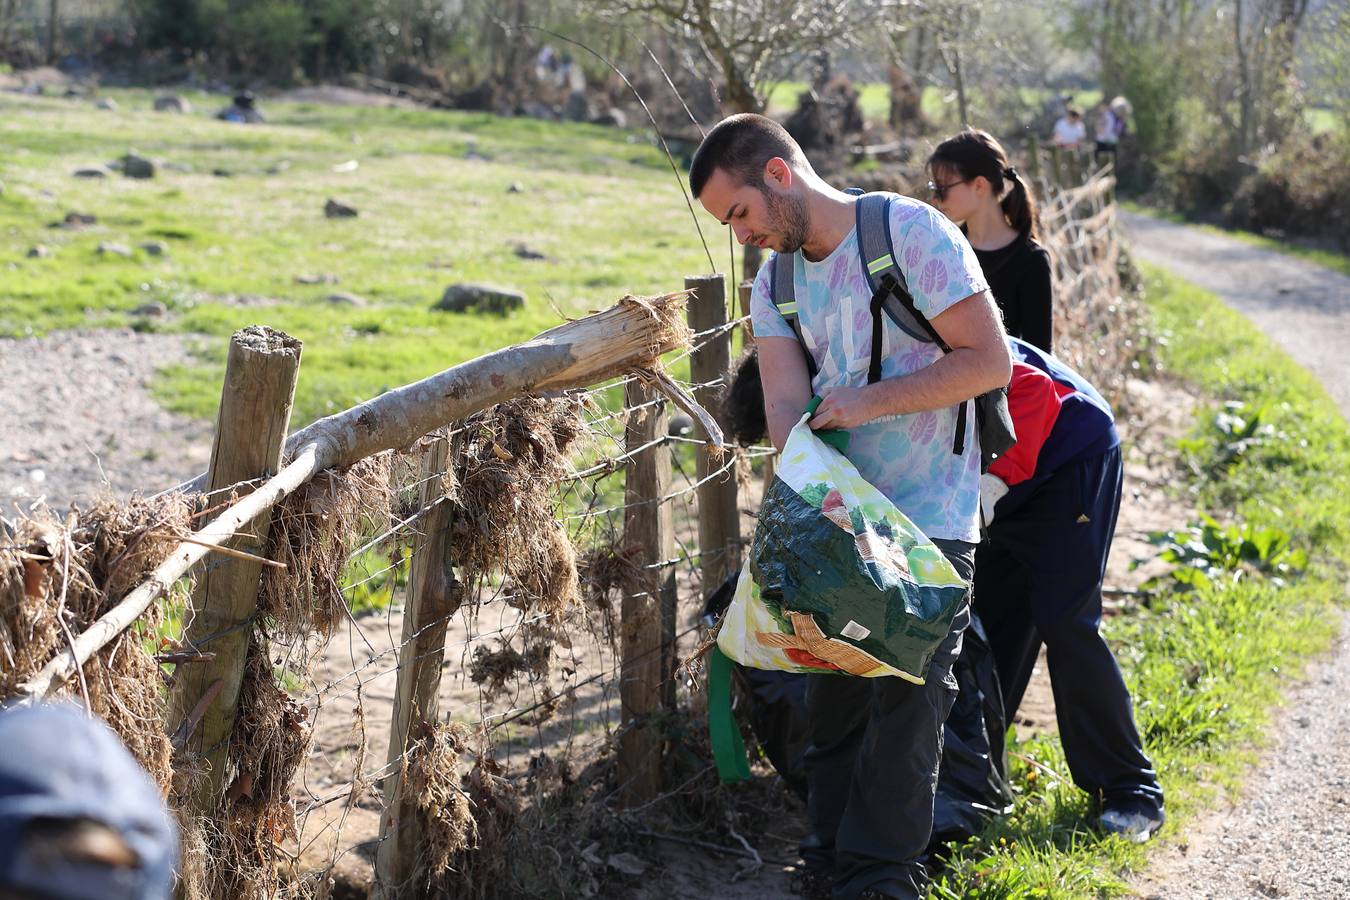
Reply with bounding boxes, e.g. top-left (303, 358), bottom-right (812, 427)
top-left (927, 129), bottom-right (1052, 353)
